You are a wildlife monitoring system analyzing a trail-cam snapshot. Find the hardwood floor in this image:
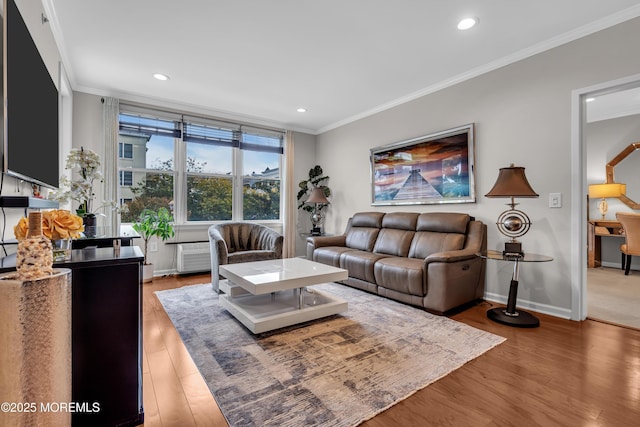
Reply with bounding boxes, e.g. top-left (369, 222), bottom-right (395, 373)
top-left (142, 274), bottom-right (640, 427)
